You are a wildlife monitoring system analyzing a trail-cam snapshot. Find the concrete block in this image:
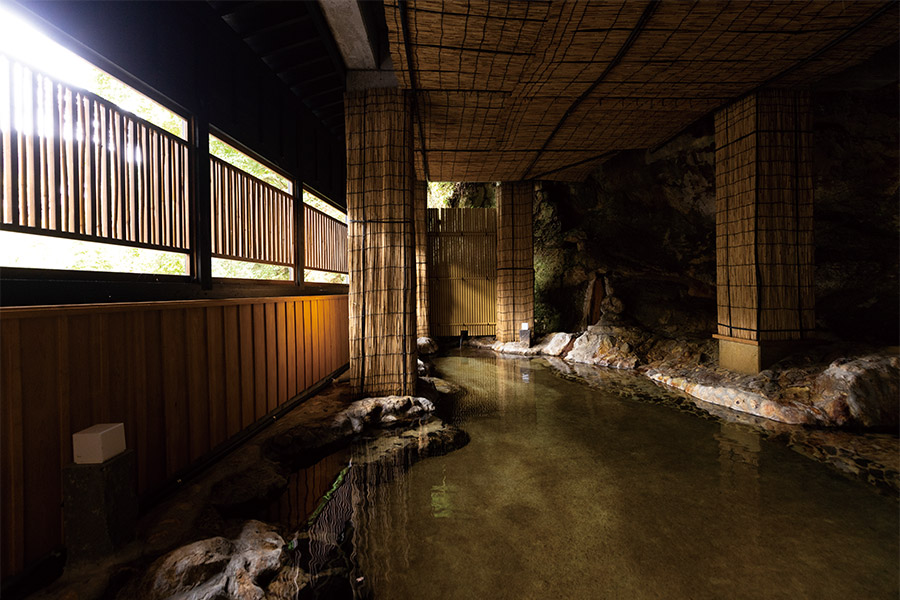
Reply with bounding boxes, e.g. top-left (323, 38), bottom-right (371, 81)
top-left (73, 423), bottom-right (126, 464)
